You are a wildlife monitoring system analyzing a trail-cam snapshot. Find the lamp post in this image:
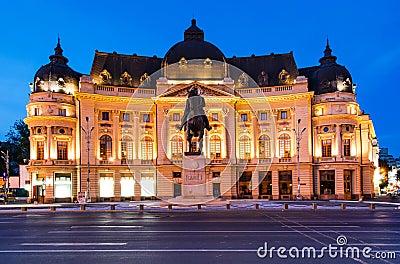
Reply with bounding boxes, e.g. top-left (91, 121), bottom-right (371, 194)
top-left (41, 178), bottom-right (46, 204)
top-left (81, 117), bottom-right (94, 203)
top-left (294, 119), bottom-right (306, 200)
top-left (1, 150), bottom-right (9, 204)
